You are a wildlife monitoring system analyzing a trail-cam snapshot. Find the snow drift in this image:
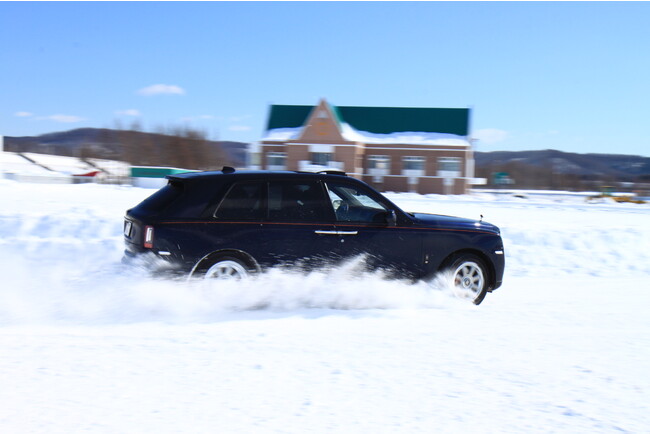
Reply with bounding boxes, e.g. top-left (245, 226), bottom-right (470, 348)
top-left (1, 179), bottom-right (649, 433)
top-left (1, 180), bottom-right (649, 325)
